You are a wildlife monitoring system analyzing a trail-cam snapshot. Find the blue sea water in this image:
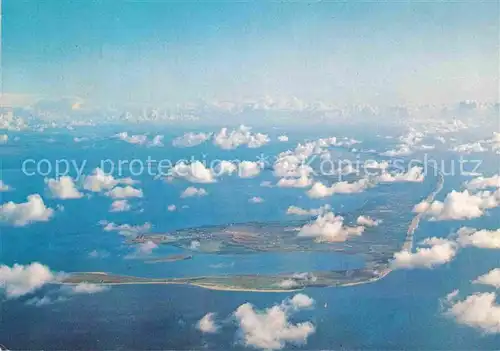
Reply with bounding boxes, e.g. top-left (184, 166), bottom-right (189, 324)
top-left (1, 125), bottom-right (499, 349)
